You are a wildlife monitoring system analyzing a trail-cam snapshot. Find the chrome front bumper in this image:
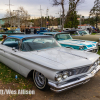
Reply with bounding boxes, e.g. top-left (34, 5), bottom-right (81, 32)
top-left (98, 43), bottom-right (100, 46)
top-left (48, 65), bottom-right (100, 93)
top-left (86, 48), bottom-right (98, 53)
